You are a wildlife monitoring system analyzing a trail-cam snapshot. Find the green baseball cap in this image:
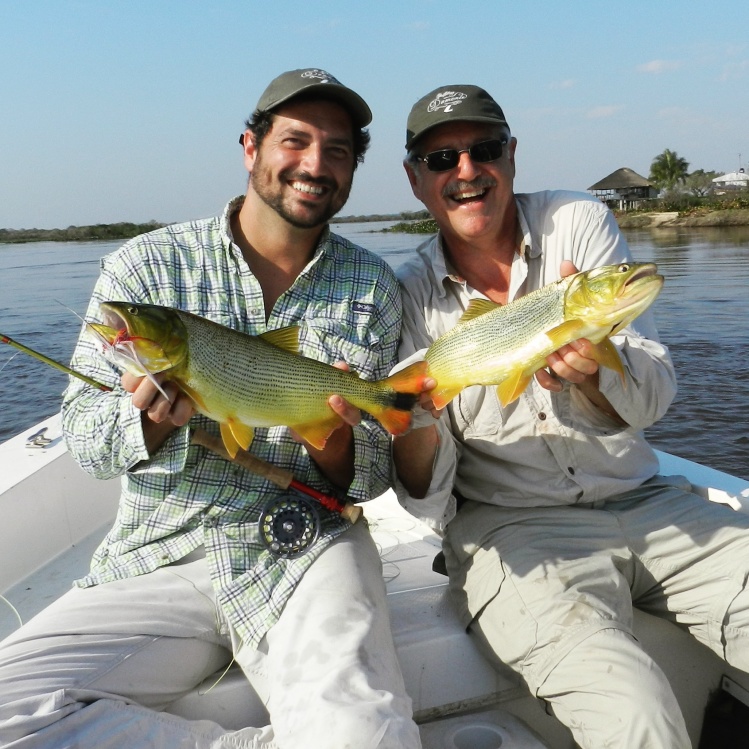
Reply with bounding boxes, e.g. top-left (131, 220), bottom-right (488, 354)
top-left (405, 85), bottom-right (508, 150)
top-left (255, 68), bottom-right (372, 128)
